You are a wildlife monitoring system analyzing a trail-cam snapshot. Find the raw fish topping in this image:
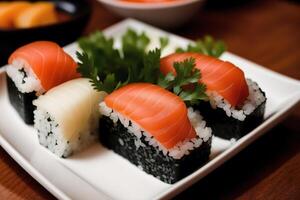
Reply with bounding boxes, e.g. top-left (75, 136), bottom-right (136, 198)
top-left (9, 41), bottom-right (80, 91)
top-left (104, 83), bottom-right (197, 149)
top-left (160, 53), bottom-right (249, 107)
